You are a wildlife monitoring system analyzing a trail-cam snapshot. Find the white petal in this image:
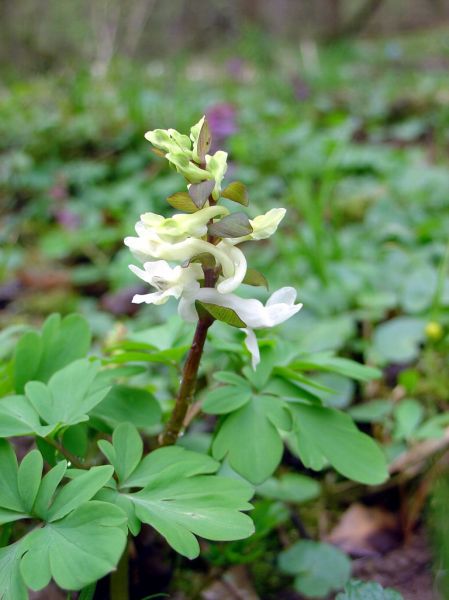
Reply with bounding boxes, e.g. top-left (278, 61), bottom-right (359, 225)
top-left (181, 287), bottom-right (302, 329)
top-left (266, 286), bottom-right (297, 306)
top-left (242, 328), bottom-right (260, 369)
top-left (178, 282), bottom-right (201, 322)
top-left (132, 290), bottom-right (170, 305)
top-left (216, 241), bottom-right (247, 294)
